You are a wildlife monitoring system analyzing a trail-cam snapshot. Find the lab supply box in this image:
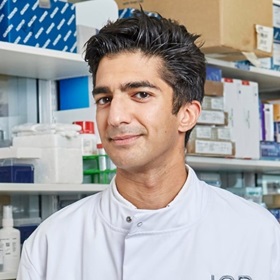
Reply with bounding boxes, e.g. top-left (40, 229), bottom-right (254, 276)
top-left (222, 78), bottom-right (260, 159)
top-left (0, 164), bottom-right (34, 183)
top-left (206, 66), bottom-right (222, 82)
top-left (204, 80), bottom-right (224, 97)
top-left (191, 126), bottom-right (231, 141)
top-left (197, 110), bottom-right (228, 126)
top-left (260, 141), bottom-right (280, 159)
top-left (116, 0), bottom-right (273, 61)
top-left (0, 0), bottom-right (77, 52)
top-left (187, 139), bottom-right (235, 157)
